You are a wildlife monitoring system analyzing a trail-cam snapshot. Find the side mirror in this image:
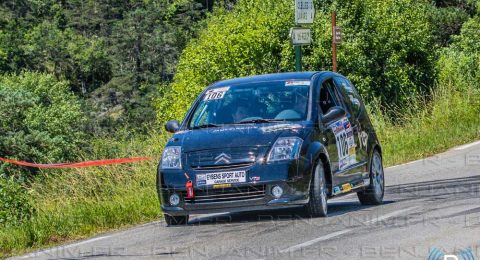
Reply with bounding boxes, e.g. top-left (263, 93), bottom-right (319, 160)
top-left (322, 106), bottom-right (346, 124)
top-left (165, 120), bottom-right (180, 133)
